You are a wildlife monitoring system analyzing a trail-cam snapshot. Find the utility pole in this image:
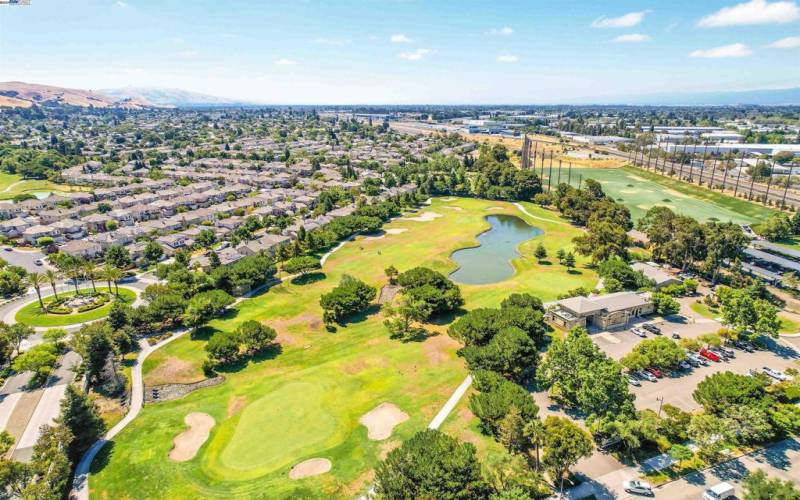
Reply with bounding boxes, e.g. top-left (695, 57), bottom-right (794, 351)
top-left (721, 154), bottom-right (730, 193)
top-left (698, 143), bottom-right (708, 185)
top-left (709, 154), bottom-right (719, 190)
top-left (540, 151), bottom-right (545, 180)
top-left (678, 139), bottom-right (687, 180)
top-left (578, 174), bottom-right (583, 190)
top-left (748, 160), bottom-right (758, 201)
top-left (567, 162), bottom-right (573, 186)
top-left (657, 396), bottom-right (665, 417)
top-left (557, 160), bottom-right (562, 185)
top-left (764, 161), bottom-right (774, 205)
top-left (547, 151), bottom-right (554, 193)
